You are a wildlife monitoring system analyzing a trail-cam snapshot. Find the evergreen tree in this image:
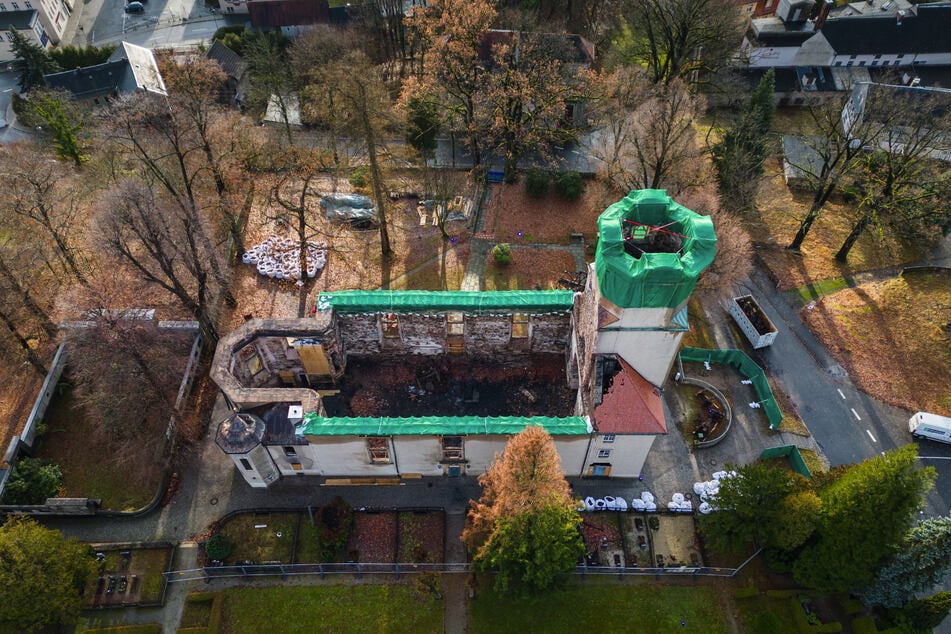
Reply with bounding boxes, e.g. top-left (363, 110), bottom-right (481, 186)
top-left (858, 516), bottom-right (951, 608)
top-left (711, 69), bottom-right (775, 210)
top-left (6, 28), bottom-right (59, 92)
top-left (1, 457), bottom-right (62, 505)
top-left (463, 426), bottom-right (583, 595)
top-left (896, 592), bottom-right (951, 632)
top-left (793, 445), bottom-right (936, 593)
